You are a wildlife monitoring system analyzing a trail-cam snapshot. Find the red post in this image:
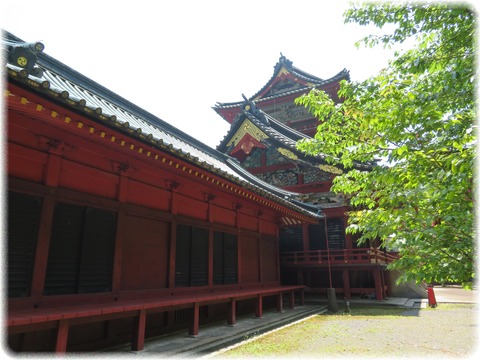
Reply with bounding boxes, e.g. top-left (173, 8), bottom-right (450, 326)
top-left (277, 293), bottom-right (283, 312)
top-left (132, 309), bottom-right (147, 351)
top-left (55, 319), bottom-right (69, 353)
top-left (343, 269), bottom-right (351, 299)
top-left (227, 300), bottom-right (236, 325)
top-left (299, 289), bottom-right (305, 306)
top-left (374, 269), bottom-right (384, 300)
top-left (427, 286), bottom-right (437, 308)
top-left (189, 302), bottom-right (200, 336)
top-left (255, 295), bottom-right (263, 318)
top-left (289, 292), bottom-right (295, 309)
